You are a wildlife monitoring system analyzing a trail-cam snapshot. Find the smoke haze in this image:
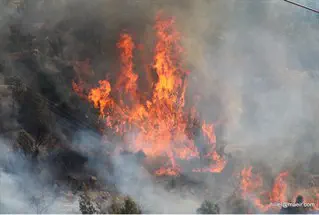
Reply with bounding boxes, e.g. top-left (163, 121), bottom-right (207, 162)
top-left (0, 0), bottom-right (318, 213)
